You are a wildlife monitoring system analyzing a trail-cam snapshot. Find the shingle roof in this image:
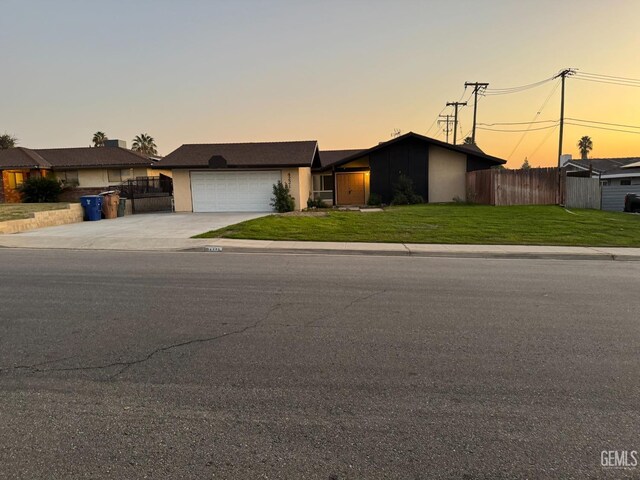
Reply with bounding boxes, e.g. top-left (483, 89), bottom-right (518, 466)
top-left (0, 147), bottom-right (50, 169)
top-left (155, 141), bottom-right (319, 169)
top-left (0, 146), bottom-right (152, 170)
top-left (318, 149), bottom-right (366, 169)
top-left (565, 157), bottom-right (640, 176)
